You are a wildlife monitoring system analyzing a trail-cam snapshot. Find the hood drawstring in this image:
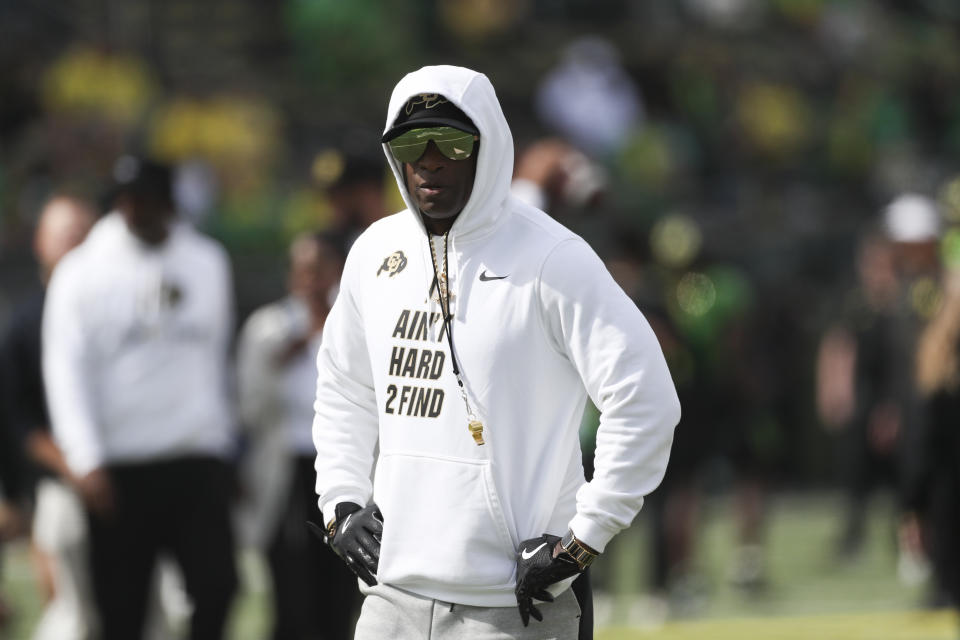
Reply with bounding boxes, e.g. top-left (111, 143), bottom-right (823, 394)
top-left (429, 232), bottom-right (485, 446)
